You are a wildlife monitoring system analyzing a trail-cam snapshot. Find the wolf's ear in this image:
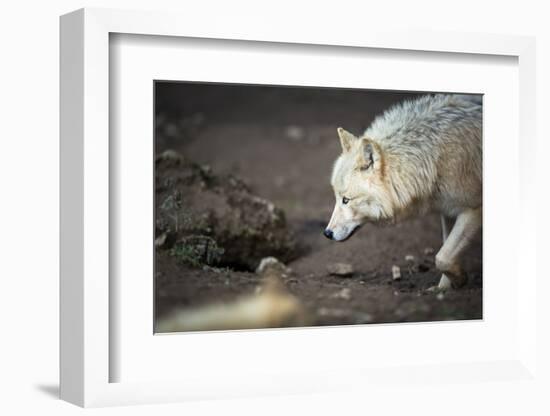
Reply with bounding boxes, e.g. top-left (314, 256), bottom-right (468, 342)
top-left (360, 138), bottom-right (380, 171)
top-left (337, 127), bottom-right (357, 153)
